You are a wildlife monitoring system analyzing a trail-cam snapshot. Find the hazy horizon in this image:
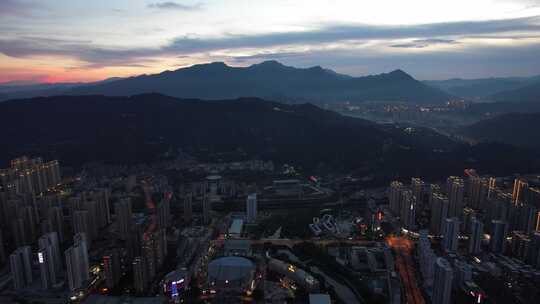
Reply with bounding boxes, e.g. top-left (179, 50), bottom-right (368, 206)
top-left (2, 59), bottom-right (540, 86)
